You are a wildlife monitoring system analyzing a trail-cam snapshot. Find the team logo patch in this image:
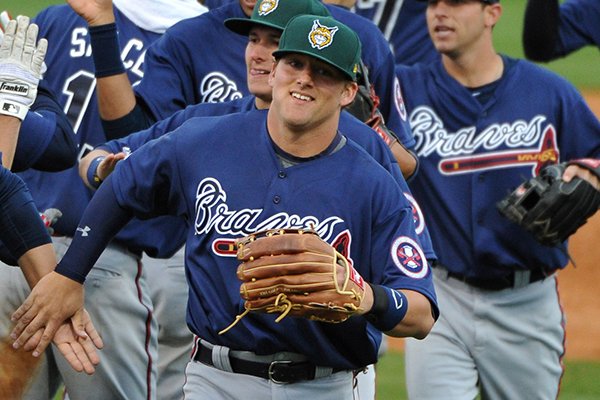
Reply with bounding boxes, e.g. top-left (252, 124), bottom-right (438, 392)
top-left (403, 192), bottom-right (425, 235)
top-left (258, 0), bottom-right (278, 16)
top-left (308, 20), bottom-right (339, 50)
top-left (394, 78), bottom-right (407, 121)
top-left (391, 236), bottom-right (428, 279)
